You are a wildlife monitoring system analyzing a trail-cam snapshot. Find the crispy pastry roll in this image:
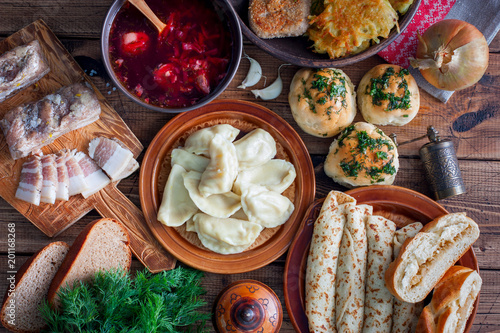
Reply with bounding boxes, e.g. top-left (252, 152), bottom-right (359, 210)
top-left (363, 215), bottom-right (397, 333)
top-left (305, 191), bottom-right (356, 333)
